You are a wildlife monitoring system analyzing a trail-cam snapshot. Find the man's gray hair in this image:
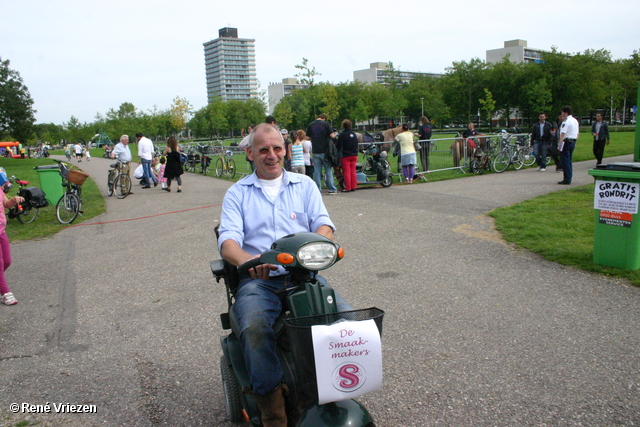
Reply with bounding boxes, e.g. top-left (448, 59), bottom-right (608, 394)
top-left (248, 123), bottom-right (284, 148)
top-left (120, 135), bottom-right (129, 142)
